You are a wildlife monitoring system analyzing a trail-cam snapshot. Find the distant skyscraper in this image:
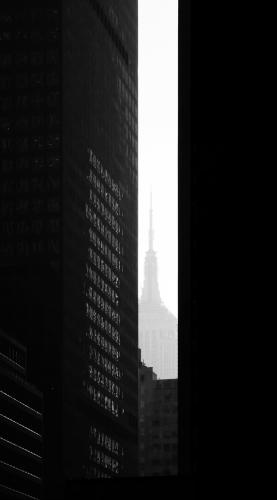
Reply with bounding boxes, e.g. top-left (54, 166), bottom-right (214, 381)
top-left (0, 0), bottom-right (138, 492)
top-left (139, 195), bottom-right (177, 379)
